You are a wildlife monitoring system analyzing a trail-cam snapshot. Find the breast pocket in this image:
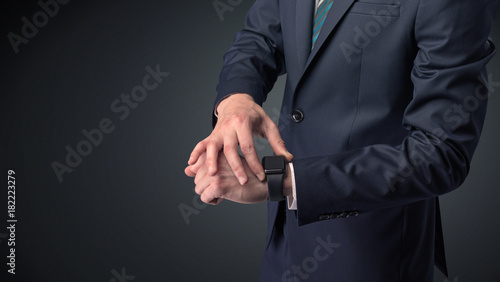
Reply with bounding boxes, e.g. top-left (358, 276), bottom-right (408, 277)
top-left (348, 2), bottom-right (400, 17)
